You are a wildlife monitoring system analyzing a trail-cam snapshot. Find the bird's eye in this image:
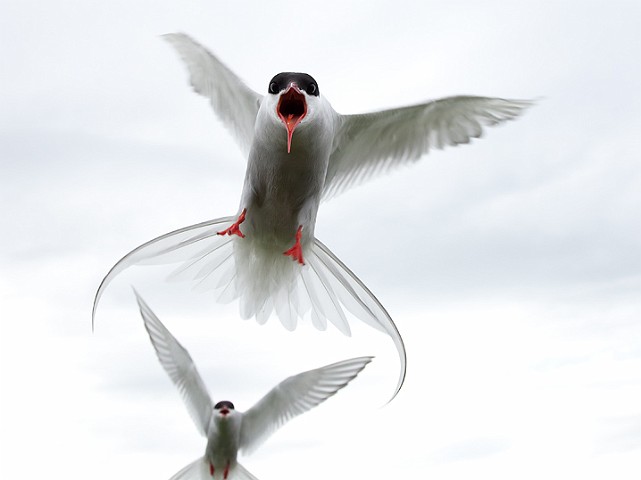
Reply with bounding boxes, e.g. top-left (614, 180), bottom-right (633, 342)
top-left (269, 82), bottom-right (279, 94)
top-left (307, 84), bottom-right (317, 95)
